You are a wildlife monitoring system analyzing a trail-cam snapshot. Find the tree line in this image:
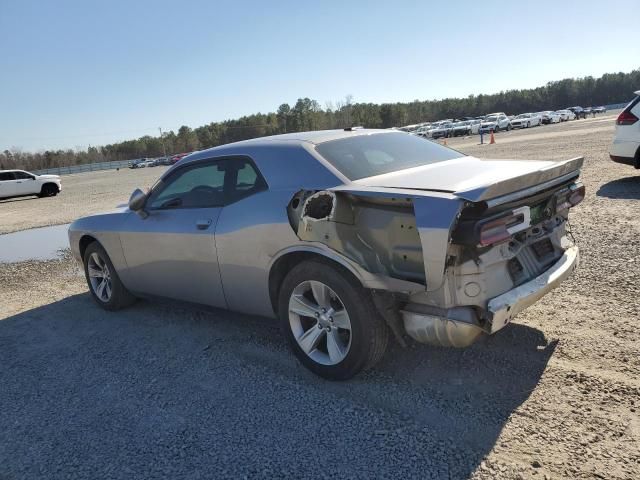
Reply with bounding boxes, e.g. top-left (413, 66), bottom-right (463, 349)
top-left (2, 69), bottom-right (638, 171)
